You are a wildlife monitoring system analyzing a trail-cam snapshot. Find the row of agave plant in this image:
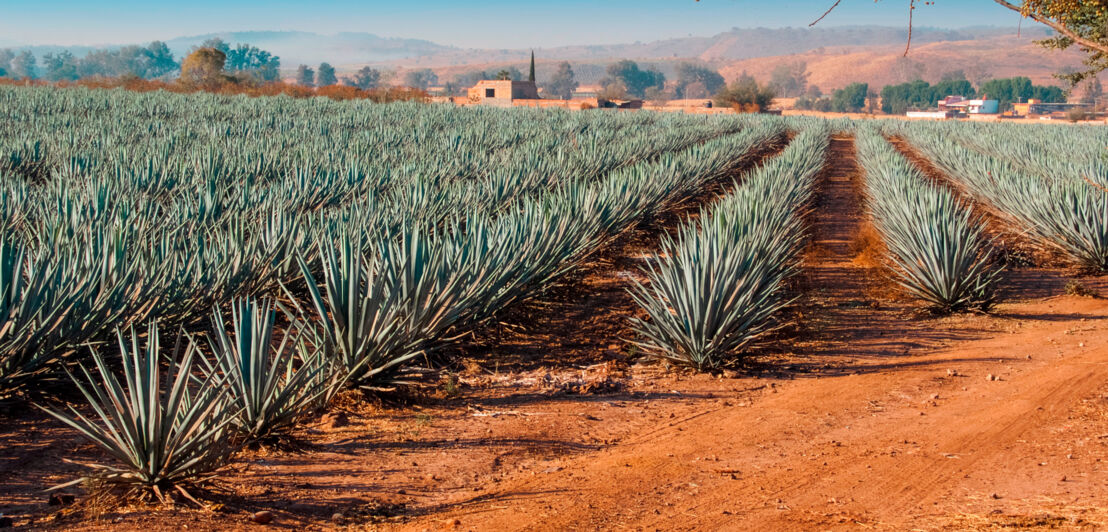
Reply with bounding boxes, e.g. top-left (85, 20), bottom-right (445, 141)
top-left (0, 85), bottom-right (782, 402)
top-left (886, 121), bottom-right (1108, 272)
top-left (629, 125), bottom-right (831, 371)
top-left (1, 86), bottom-right (793, 498)
top-left (854, 128), bottom-right (1001, 312)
